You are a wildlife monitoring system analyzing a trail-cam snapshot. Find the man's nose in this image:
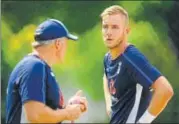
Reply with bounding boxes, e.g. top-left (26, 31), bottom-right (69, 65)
top-left (106, 32), bottom-right (112, 38)
top-left (106, 28), bottom-right (112, 37)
